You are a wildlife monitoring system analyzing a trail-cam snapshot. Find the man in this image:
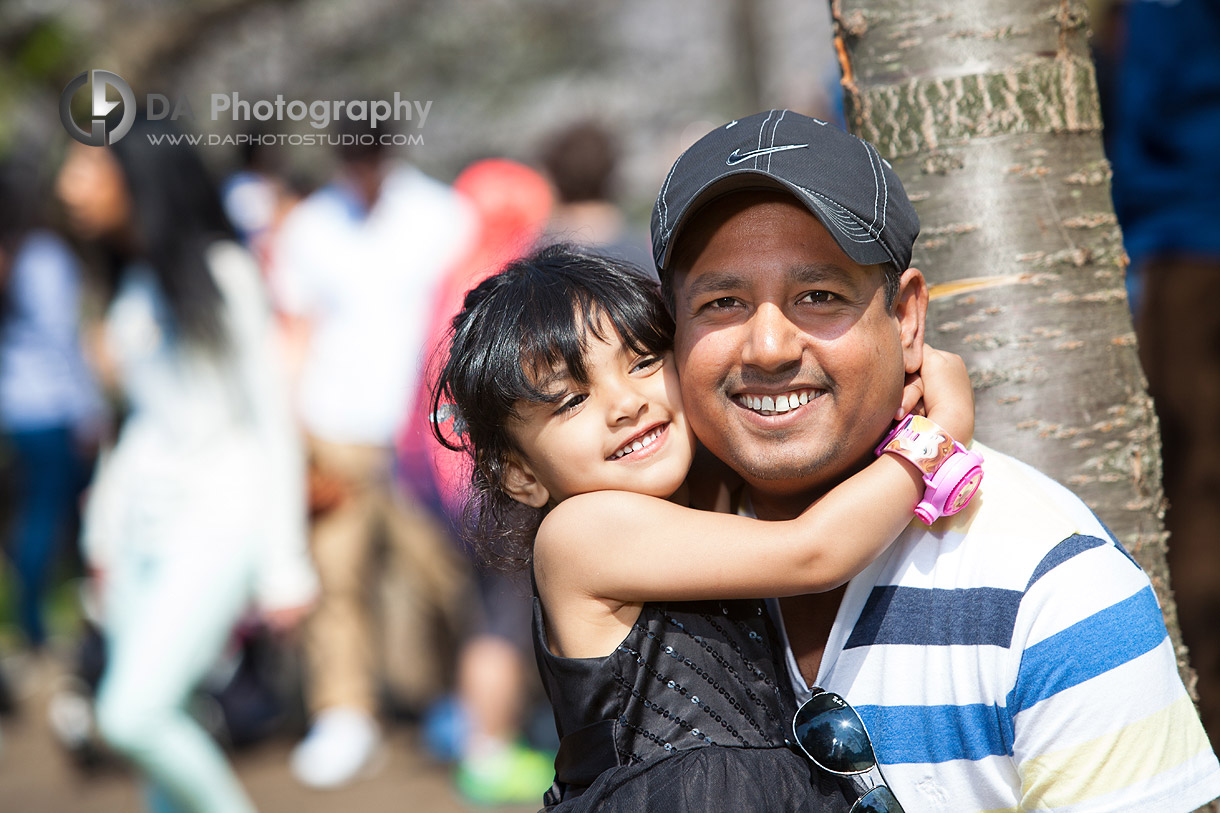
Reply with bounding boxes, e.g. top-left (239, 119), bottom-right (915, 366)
top-left (651, 109), bottom-right (1220, 810)
top-left (270, 119), bottom-right (474, 788)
